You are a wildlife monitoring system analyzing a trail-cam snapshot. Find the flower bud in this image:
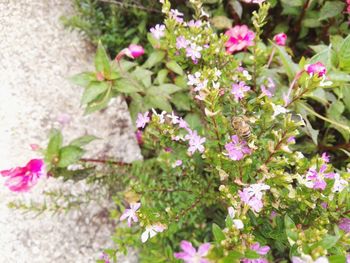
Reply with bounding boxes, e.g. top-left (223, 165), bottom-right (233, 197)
top-left (273, 33), bottom-right (287, 46)
top-left (305, 62), bottom-right (326, 77)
